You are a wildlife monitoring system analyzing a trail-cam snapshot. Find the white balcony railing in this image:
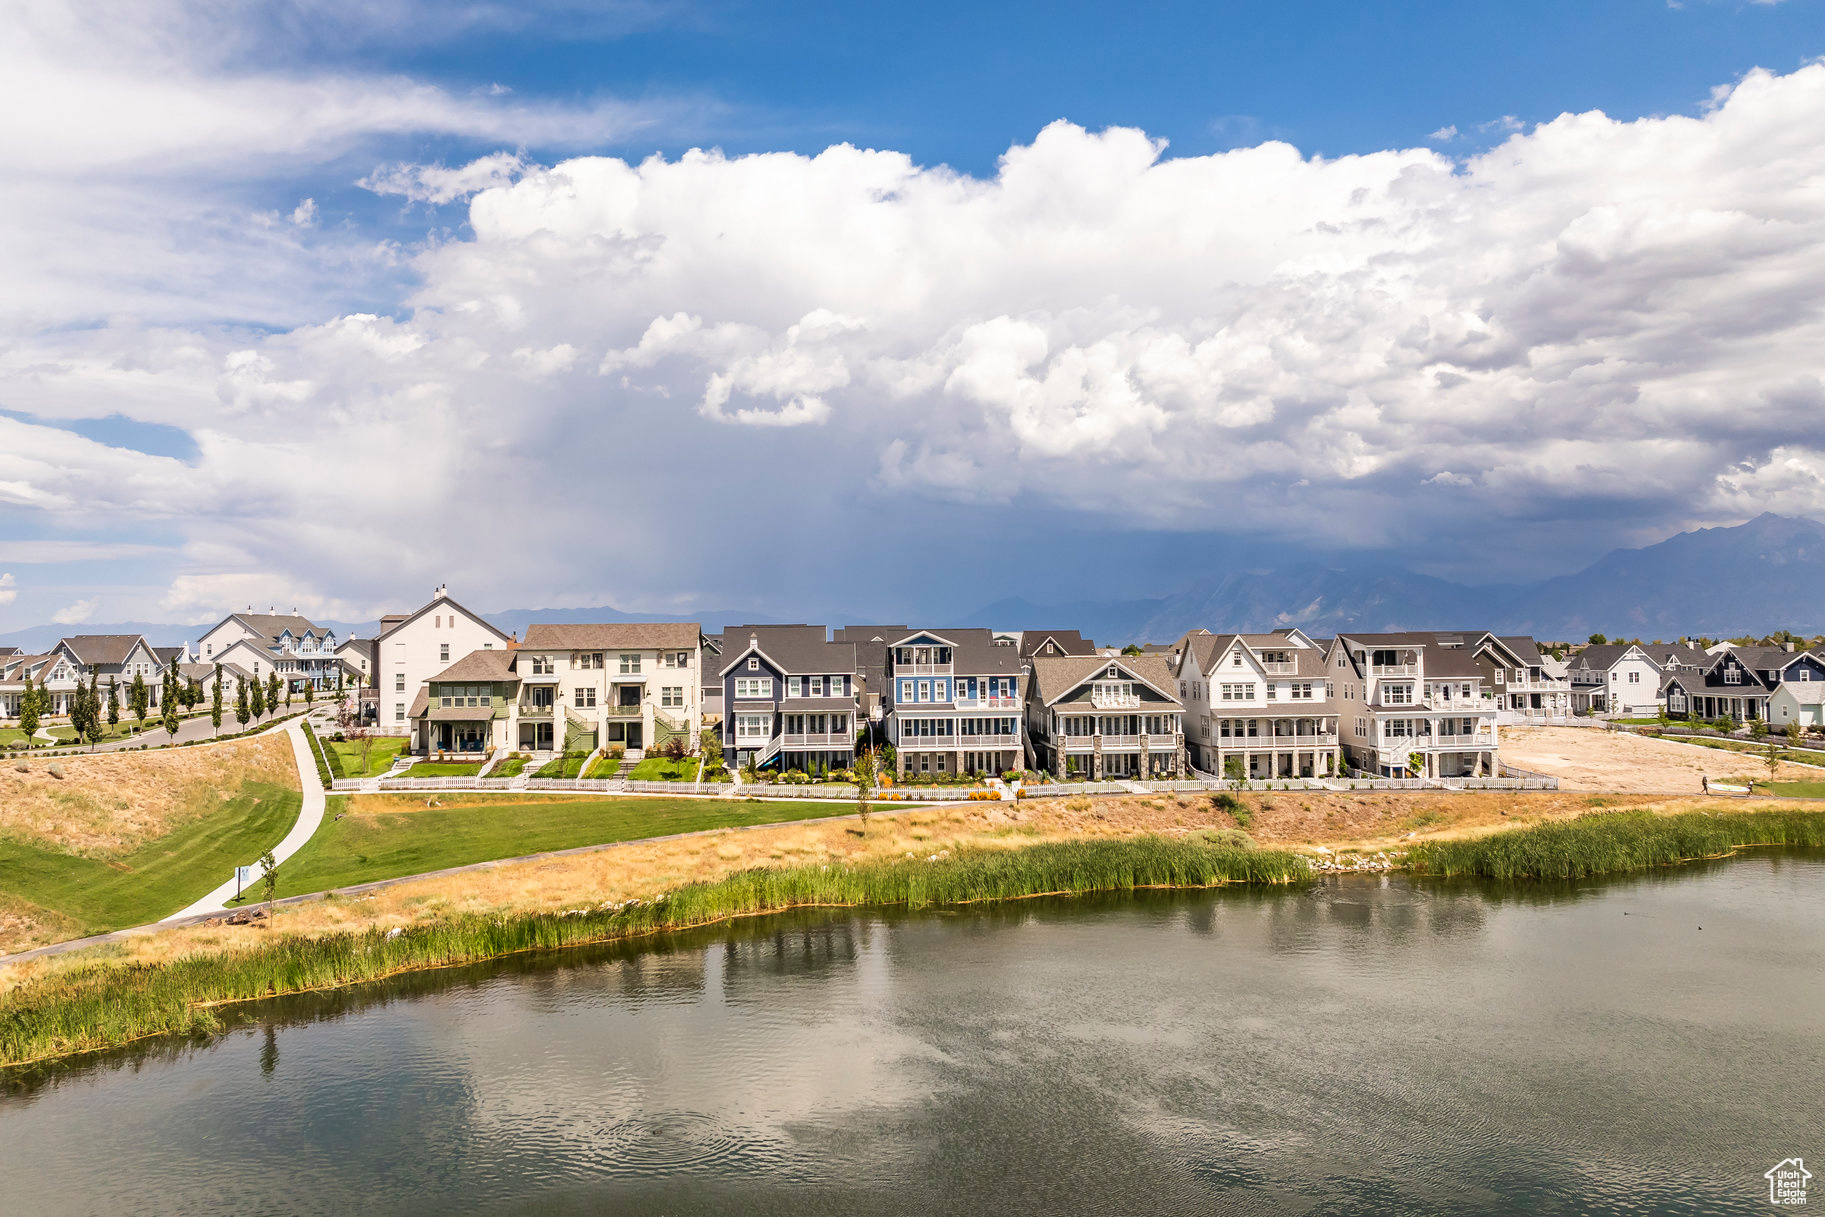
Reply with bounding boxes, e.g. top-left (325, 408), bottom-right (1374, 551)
top-left (900, 733), bottom-right (1021, 751)
top-left (1373, 664), bottom-right (1420, 678)
top-left (1091, 689), bottom-right (1141, 709)
top-left (900, 662), bottom-right (953, 676)
top-left (1261, 661), bottom-right (1298, 676)
top-left (954, 696), bottom-right (1020, 710)
top-left (780, 733), bottom-right (852, 749)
